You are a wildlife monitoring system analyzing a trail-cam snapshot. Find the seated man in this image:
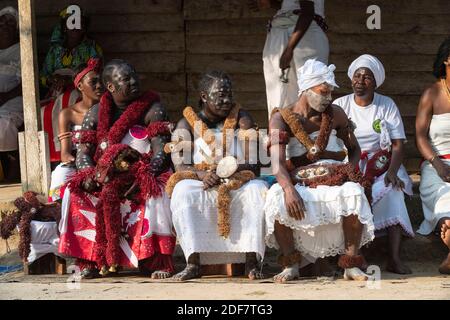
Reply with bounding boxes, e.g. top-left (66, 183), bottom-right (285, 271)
top-left (49, 58), bottom-right (104, 201)
top-left (416, 36), bottom-right (450, 274)
top-left (334, 54), bottom-right (414, 274)
top-left (265, 59), bottom-right (375, 283)
top-left (59, 59), bottom-right (176, 279)
top-left (0, 7), bottom-right (22, 181)
top-left (167, 71), bottom-right (268, 281)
